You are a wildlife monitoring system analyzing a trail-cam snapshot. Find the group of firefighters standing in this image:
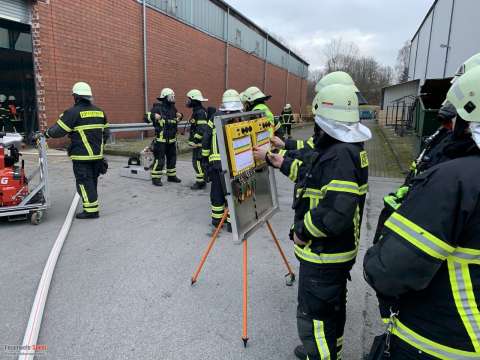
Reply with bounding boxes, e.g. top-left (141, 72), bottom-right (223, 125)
top-left (39, 52), bottom-right (480, 360)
